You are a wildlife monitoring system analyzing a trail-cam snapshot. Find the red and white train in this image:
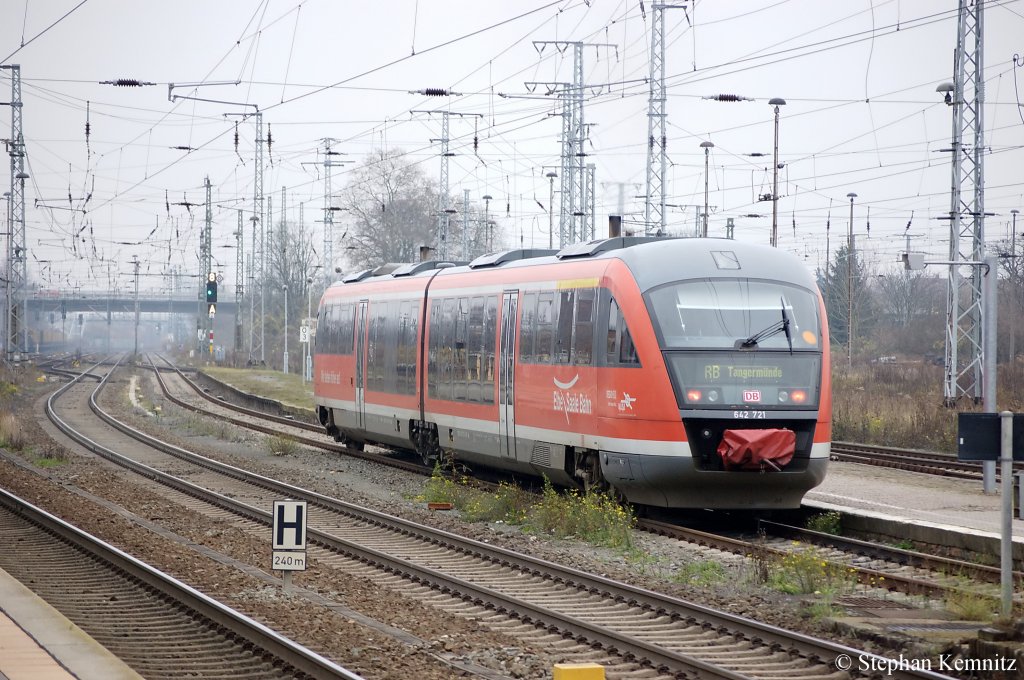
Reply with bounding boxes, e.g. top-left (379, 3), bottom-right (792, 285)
top-left (313, 237), bottom-right (831, 509)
